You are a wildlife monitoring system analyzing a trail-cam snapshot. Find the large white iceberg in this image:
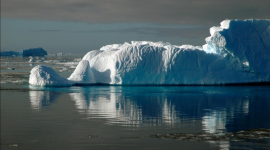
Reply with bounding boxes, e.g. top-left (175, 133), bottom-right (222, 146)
top-left (29, 19), bottom-right (270, 86)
